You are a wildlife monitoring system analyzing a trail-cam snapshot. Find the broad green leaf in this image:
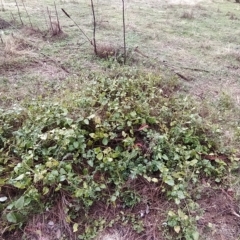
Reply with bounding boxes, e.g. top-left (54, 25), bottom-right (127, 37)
top-left (122, 131), bottom-right (127, 137)
top-left (14, 174), bottom-right (25, 181)
top-left (84, 119), bottom-right (89, 125)
top-left (177, 190), bottom-right (185, 199)
top-left (100, 184), bottom-right (106, 189)
top-left (60, 175), bottom-right (66, 182)
top-left (130, 111), bottom-right (136, 117)
top-left (87, 159), bottom-right (94, 167)
top-left (102, 138), bottom-right (108, 146)
top-left (192, 231), bottom-right (200, 240)
top-left (189, 159), bottom-right (198, 166)
top-left (110, 195), bottom-right (117, 202)
top-left (89, 133), bottom-right (95, 139)
top-left (7, 212), bottom-right (17, 223)
top-left (96, 153), bottom-right (103, 160)
top-left (15, 196), bottom-right (24, 209)
top-left (60, 168), bottom-right (66, 175)
top-left (162, 154), bottom-right (169, 161)
top-left (43, 187), bottom-right (49, 195)
top-left (0, 178), bottom-right (6, 186)
top-left (165, 178), bottom-right (174, 186)
top-left (73, 141), bottom-right (79, 149)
